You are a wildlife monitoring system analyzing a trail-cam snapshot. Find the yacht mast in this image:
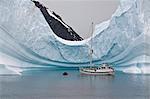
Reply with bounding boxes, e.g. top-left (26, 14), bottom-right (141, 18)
top-left (89, 22), bottom-right (94, 66)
